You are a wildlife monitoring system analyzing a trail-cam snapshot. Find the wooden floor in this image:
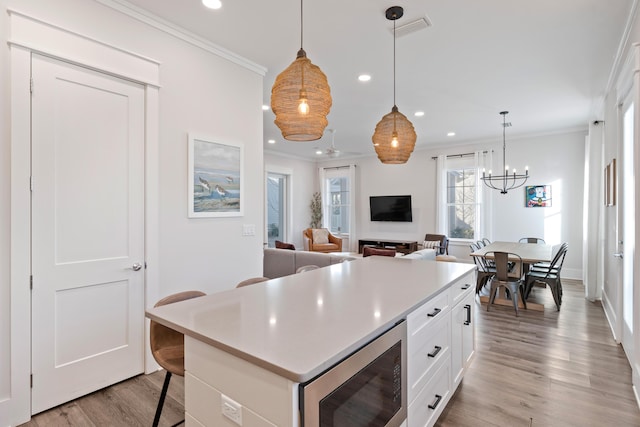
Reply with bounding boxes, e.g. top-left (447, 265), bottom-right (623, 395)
top-left (21, 280), bottom-right (640, 427)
